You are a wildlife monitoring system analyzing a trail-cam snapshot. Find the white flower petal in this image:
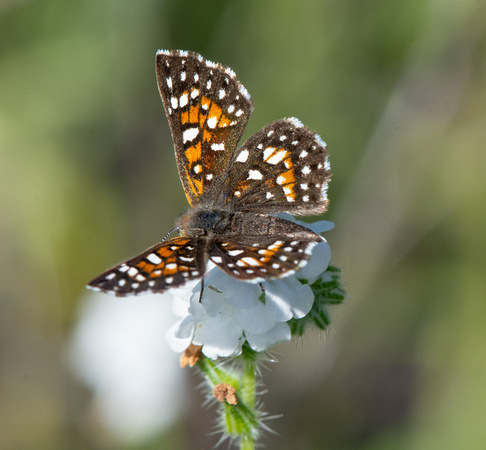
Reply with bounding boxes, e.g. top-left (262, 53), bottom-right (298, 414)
top-left (234, 298), bottom-right (277, 334)
top-left (194, 314), bottom-right (244, 358)
top-left (264, 276), bottom-right (314, 321)
top-left (296, 241), bottom-right (331, 283)
top-left (166, 320), bottom-right (192, 352)
top-left (246, 322), bottom-right (291, 351)
top-left (301, 220), bottom-right (334, 234)
top-left (173, 314), bottom-right (196, 339)
top-left (197, 285), bottom-right (226, 317)
top-left (205, 267), bottom-right (261, 308)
